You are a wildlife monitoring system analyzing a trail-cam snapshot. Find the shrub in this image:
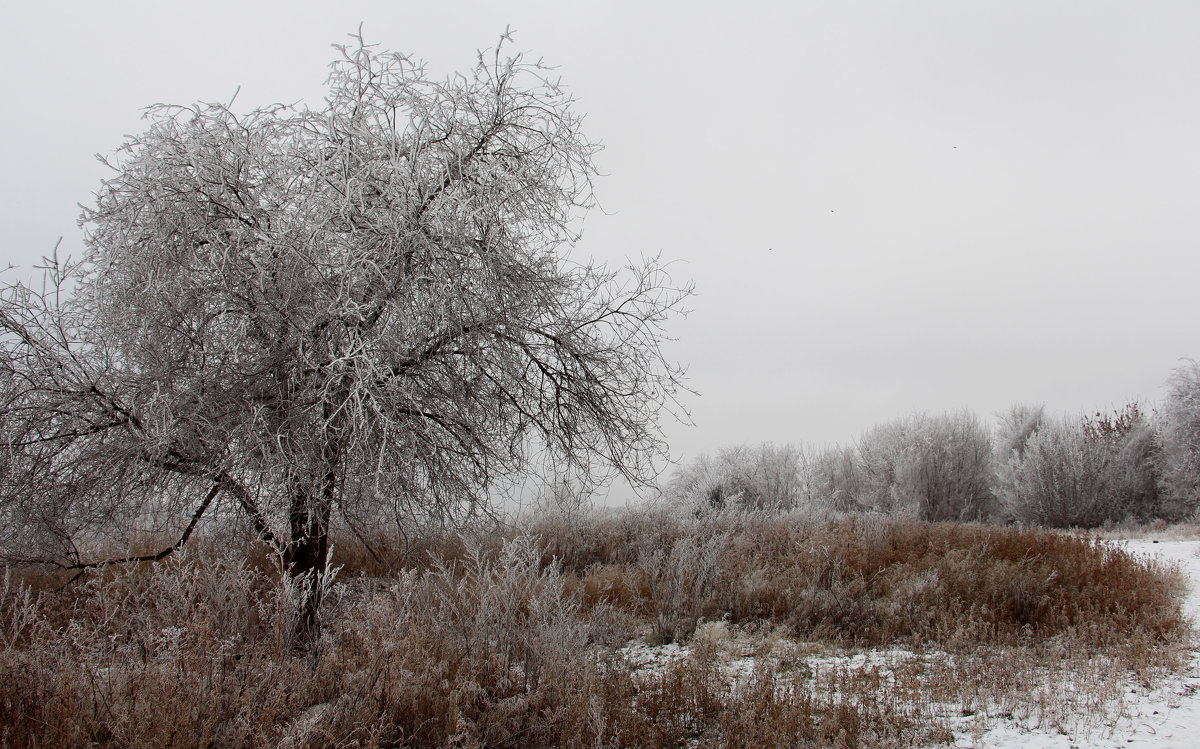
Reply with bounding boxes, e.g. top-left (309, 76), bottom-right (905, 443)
top-left (994, 403), bottom-right (1045, 460)
top-left (533, 511), bottom-right (1185, 651)
top-left (997, 416), bottom-right (1108, 527)
top-left (854, 411), bottom-right (997, 521)
top-left (1082, 403), bottom-right (1165, 521)
top-left (801, 444), bottom-right (864, 514)
top-left (664, 443), bottom-right (806, 513)
top-left (997, 403), bottom-right (1165, 527)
